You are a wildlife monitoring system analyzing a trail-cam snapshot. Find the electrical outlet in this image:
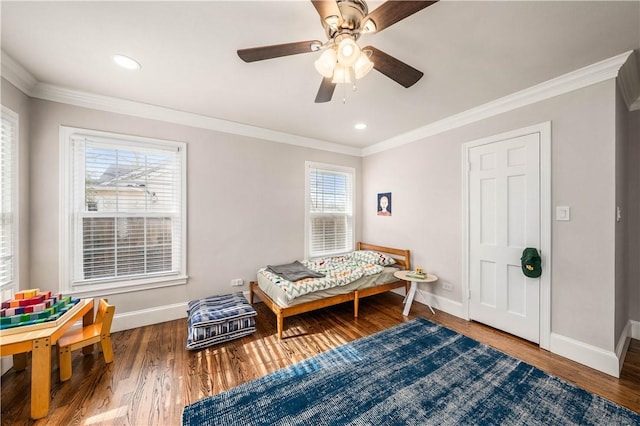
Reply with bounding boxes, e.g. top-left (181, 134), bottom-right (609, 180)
top-left (231, 278), bottom-right (244, 287)
top-left (442, 282), bottom-right (453, 291)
